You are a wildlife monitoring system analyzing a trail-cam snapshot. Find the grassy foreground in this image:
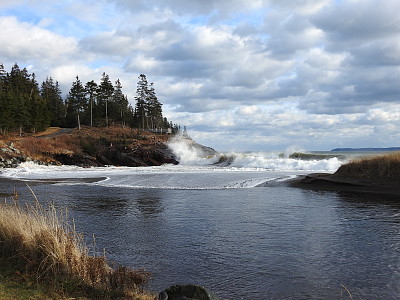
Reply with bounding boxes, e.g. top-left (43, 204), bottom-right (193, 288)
top-left (0, 194), bottom-right (155, 300)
